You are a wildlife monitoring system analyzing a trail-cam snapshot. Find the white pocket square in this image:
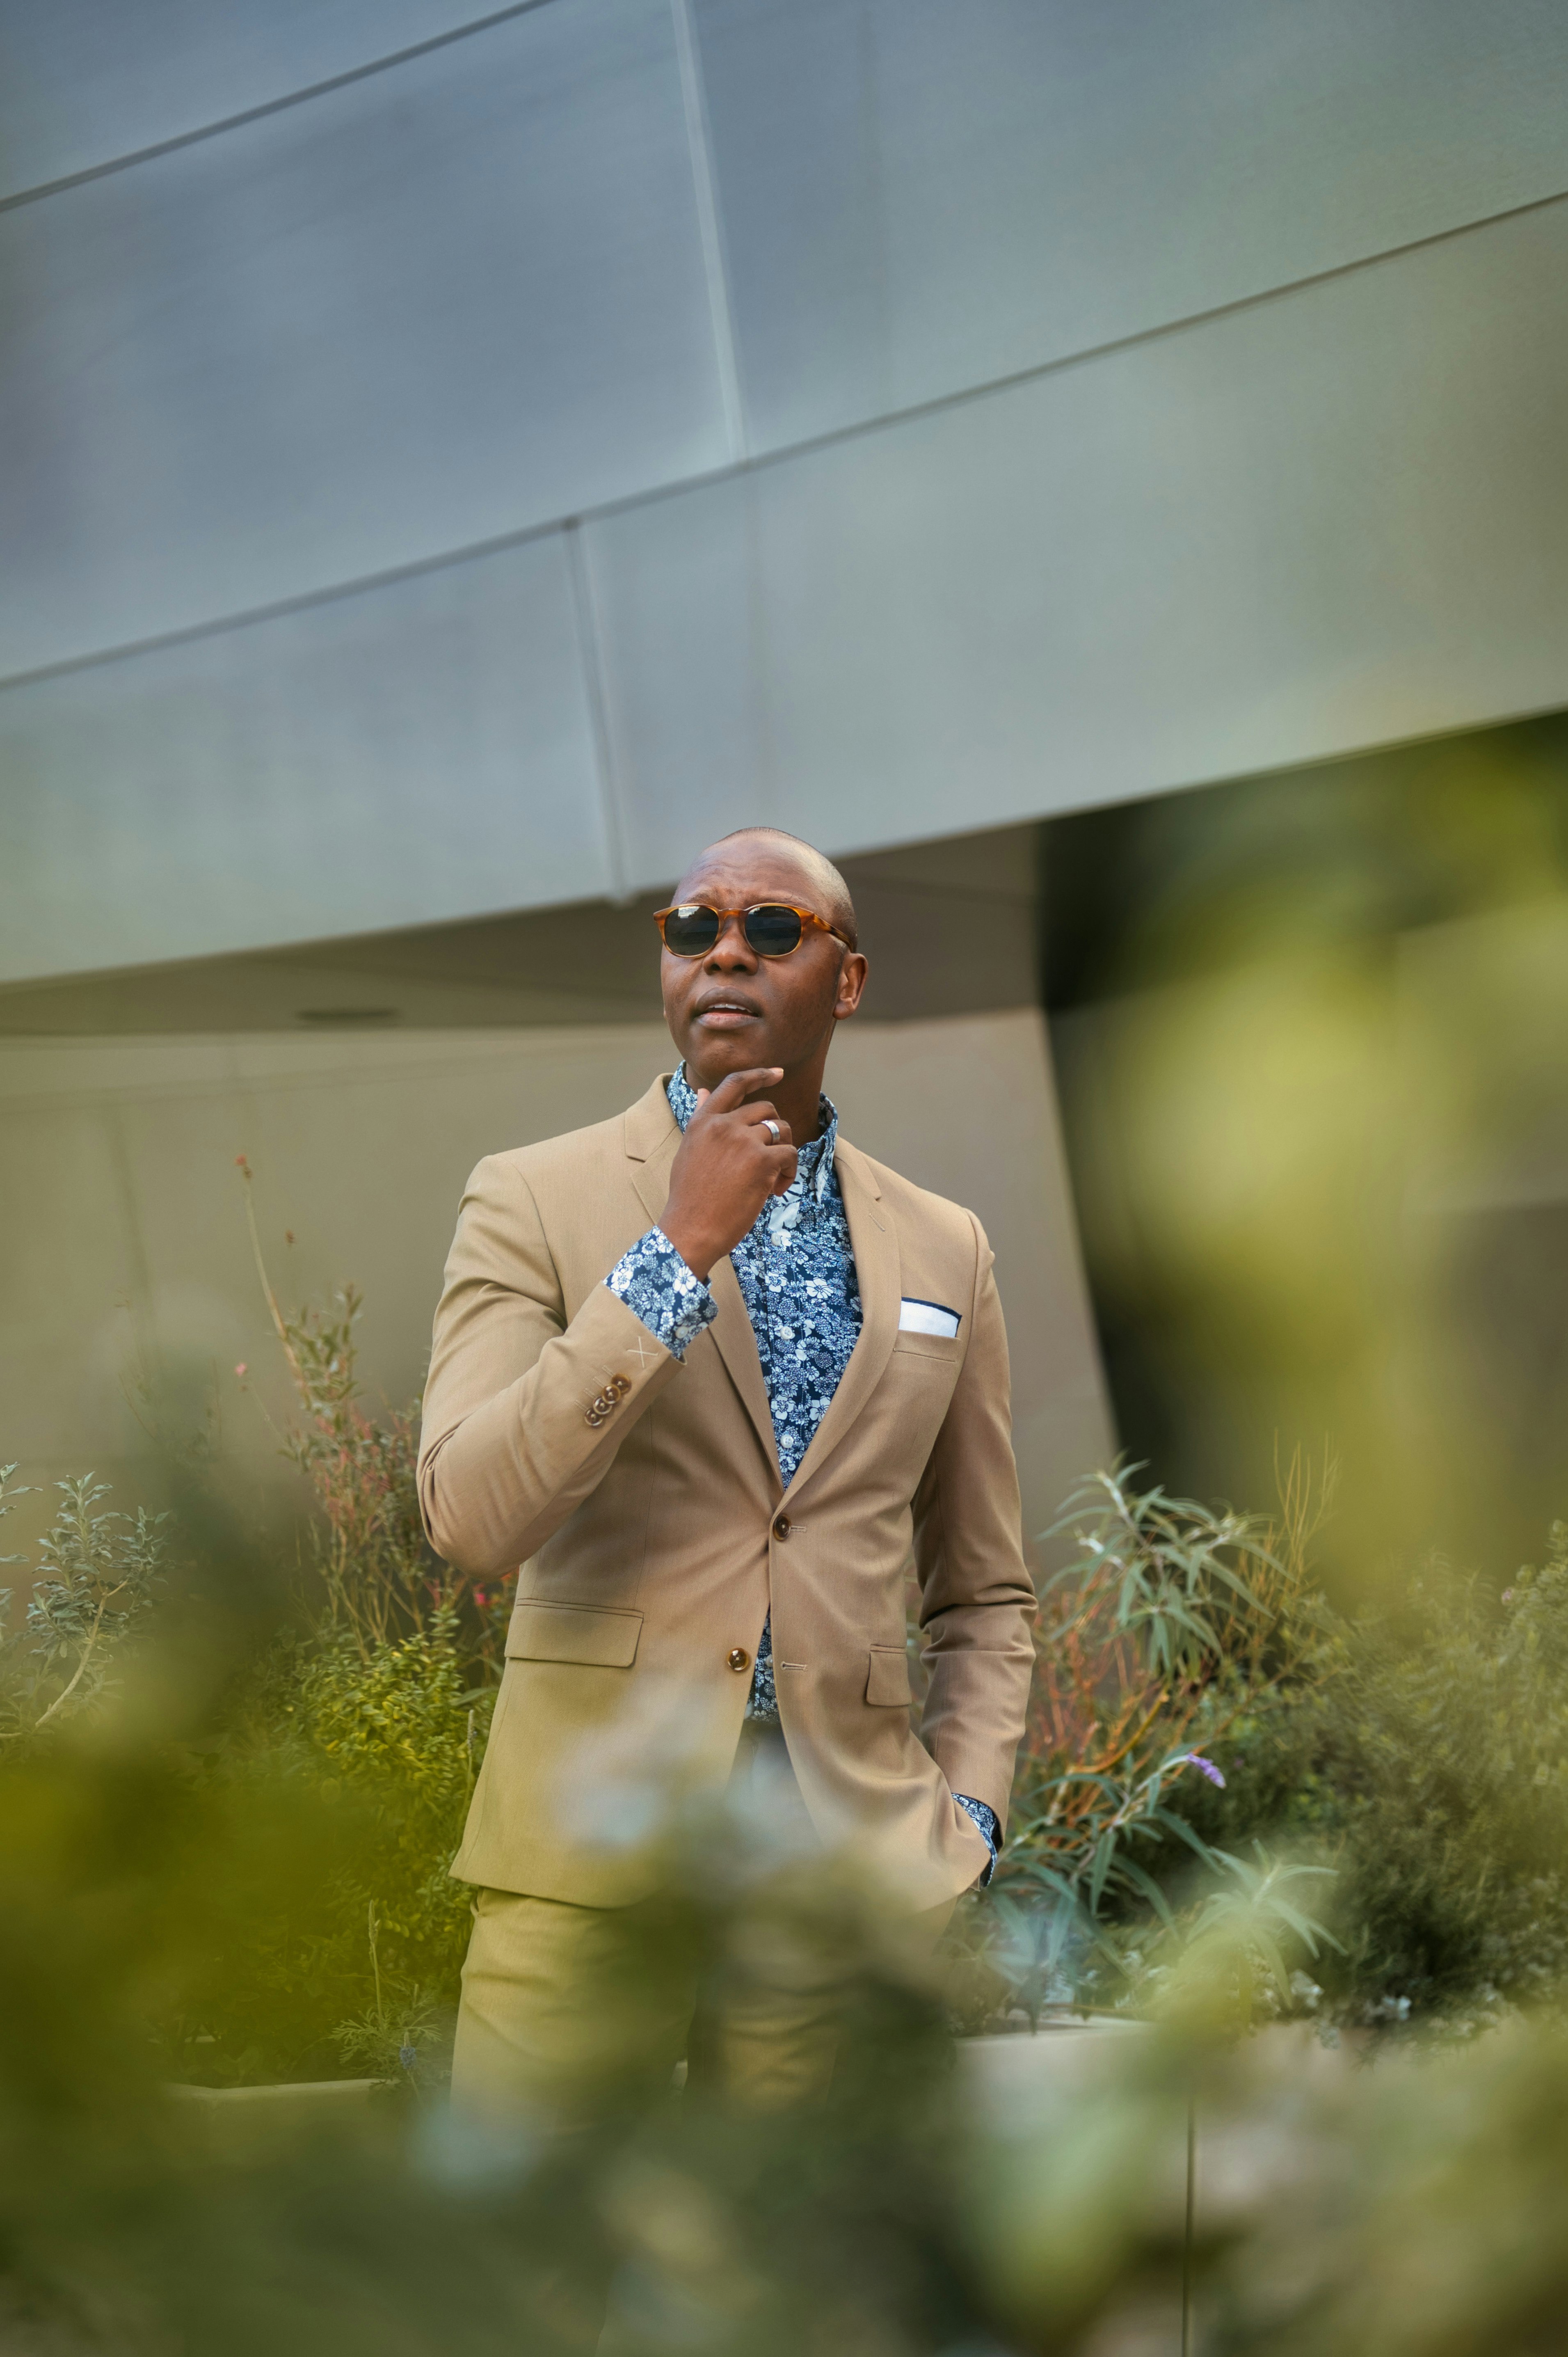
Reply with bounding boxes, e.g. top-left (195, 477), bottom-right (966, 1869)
top-left (898, 1297), bottom-right (961, 1339)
